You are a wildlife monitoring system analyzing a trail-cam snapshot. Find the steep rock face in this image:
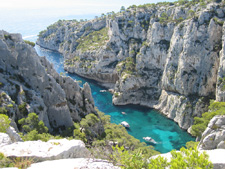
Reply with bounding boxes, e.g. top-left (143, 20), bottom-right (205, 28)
top-left (216, 23), bottom-right (225, 101)
top-left (37, 1), bottom-right (225, 129)
top-left (198, 115), bottom-right (225, 150)
top-left (0, 31), bottom-right (96, 132)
